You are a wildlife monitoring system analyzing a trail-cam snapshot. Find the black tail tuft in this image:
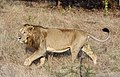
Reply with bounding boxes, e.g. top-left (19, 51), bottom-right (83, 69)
top-left (102, 28), bottom-right (109, 33)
